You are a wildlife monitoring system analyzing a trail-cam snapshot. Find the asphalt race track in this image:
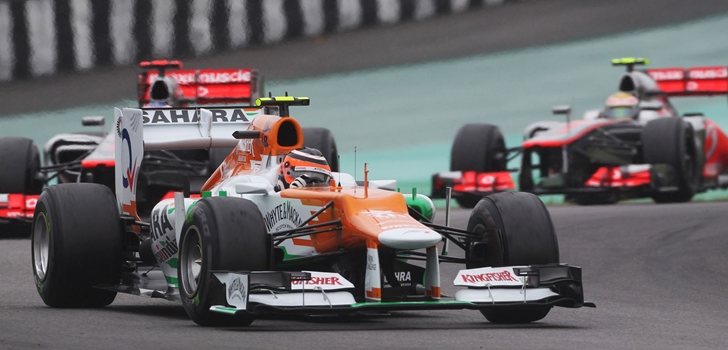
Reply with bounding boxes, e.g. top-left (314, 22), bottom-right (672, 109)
top-left (2, 0), bottom-right (728, 349)
top-left (1, 201), bottom-right (727, 349)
